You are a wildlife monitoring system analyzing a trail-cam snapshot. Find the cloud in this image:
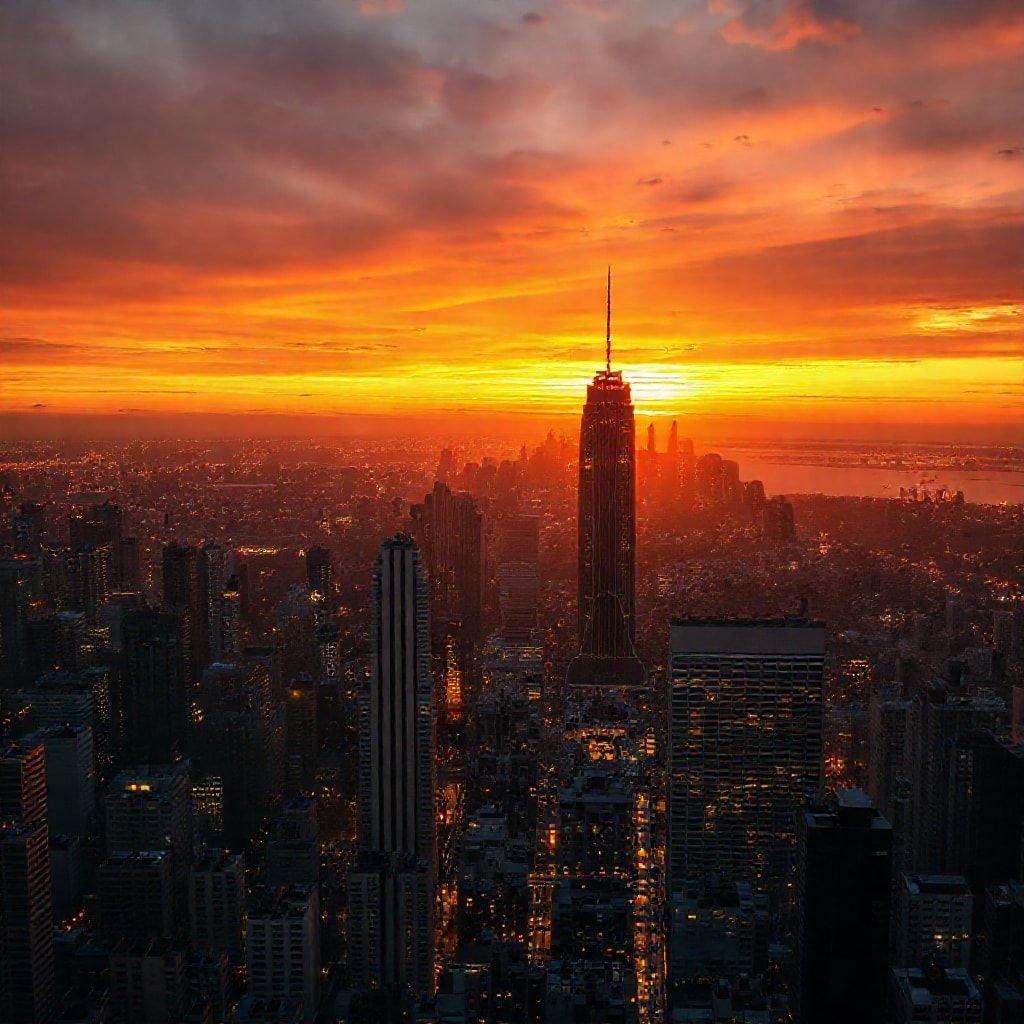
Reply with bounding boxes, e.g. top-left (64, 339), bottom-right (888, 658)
top-left (0, 0), bottom-right (1021, 429)
top-left (719, 0), bottom-right (860, 51)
